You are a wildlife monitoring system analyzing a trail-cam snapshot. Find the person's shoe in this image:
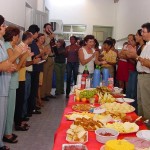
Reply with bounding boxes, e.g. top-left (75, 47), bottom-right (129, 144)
top-left (27, 113), bottom-right (32, 117)
top-left (15, 125), bottom-right (29, 131)
top-left (32, 110), bottom-right (41, 114)
top-left (41, 97), bottom-right (50, 101)
top-left (0, 146), bottom-right (10, 150)
top-left (3, 136), bottom-right (18, 143)
top-left (22, 117), bottom-right (29, 121)
top-left (35, 106), bottom-right (41, 110)
top-left (12, 133), bottom-right (18, 139)
top-left (47, 94), bottom-right (56, 98)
